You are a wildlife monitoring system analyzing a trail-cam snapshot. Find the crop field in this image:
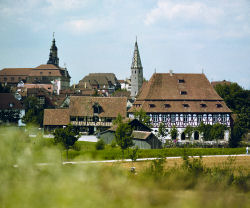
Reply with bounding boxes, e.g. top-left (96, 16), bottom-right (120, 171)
top-left (0, 127), bottom-right (249, 208)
